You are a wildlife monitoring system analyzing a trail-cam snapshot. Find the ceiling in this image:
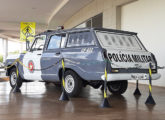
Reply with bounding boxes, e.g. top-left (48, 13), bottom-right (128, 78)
top-left (0, 0), bottom-right (93, 41)
top-left (48, 0), bottom-right (93, 29)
